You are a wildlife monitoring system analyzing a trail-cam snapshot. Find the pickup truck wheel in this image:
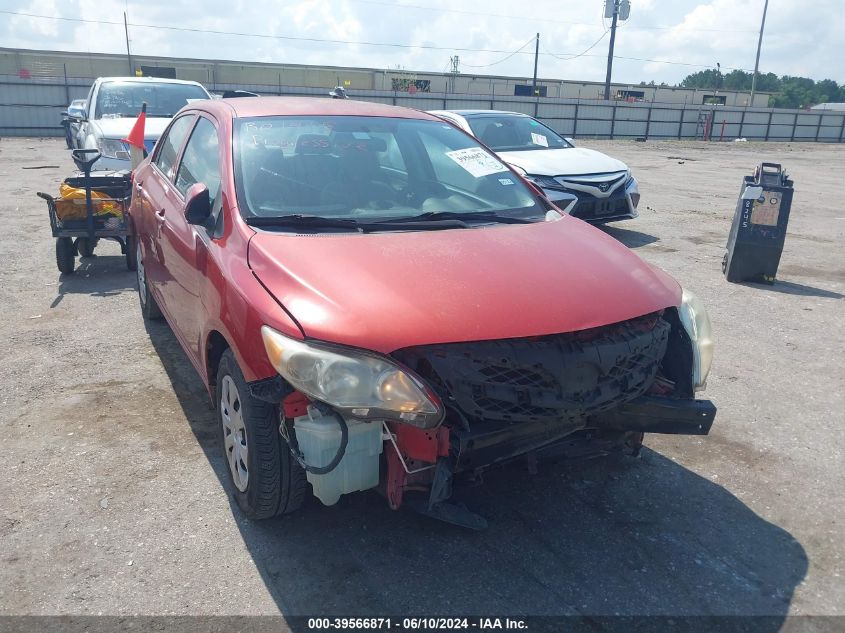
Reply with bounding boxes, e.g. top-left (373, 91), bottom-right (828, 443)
top-left (136, 240), bottom-right (162, 320)
top-left (217, 350), bottom-right (307, 519)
